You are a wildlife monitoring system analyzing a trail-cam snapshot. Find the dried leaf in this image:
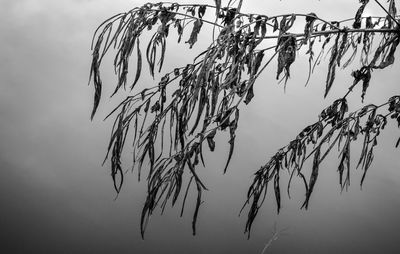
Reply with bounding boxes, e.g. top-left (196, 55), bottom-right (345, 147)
top-left (325, 34), bottom-right (340, 97)
top-left (186, 19), bottom-right (203, 48)
top-left (361, 67), bottom-right (371, 102)
top-left (261, 19), bottom-right (267, 38)
top-left (192, 181), bottom-right (202, 235)
top-left (223, 109), bottom-right (239, 173)
top-left (244, 83), bottom-right (254, 104)
top-left (89, 36), bottom-right (103, 120)
top-left (273, 17), bottom-right (278, 32)
top-left (175, 19), bottom-right (184, 43)
top-left (304, 13), bottom-right (317, 43)
top-left (336, 30), bottom-right (348, 67)
top-left (276, 35), bottom-right (296, 83)
top-left (206, 129), bottom-right (217, 151)
top-left (254, 15), bottom-right (262, 36)
top-left (353, 0), bottom-right (369, 28)
top-left (253, 50), bottom-right (265, 75)
top-left (302, 147), bottom-right (320, 209)
top-left (131, 38), bottom-right (142, 90)
top-left (273, 166), bottom-right (281, 213)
